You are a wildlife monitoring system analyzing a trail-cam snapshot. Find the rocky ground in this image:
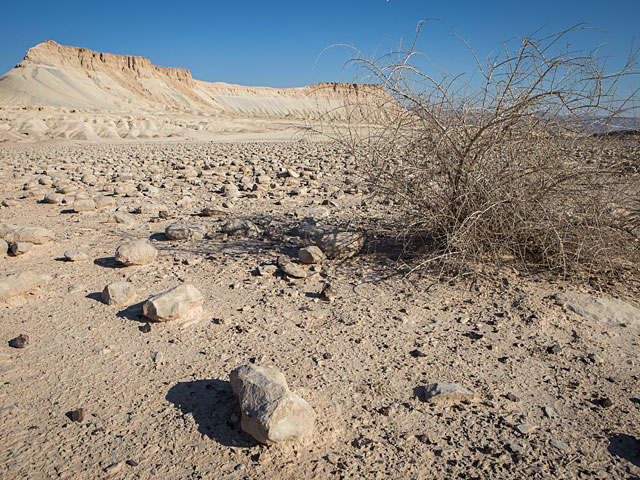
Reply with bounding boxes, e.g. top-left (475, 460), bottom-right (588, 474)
top-left (0, 140), bottom-right (639, 479)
